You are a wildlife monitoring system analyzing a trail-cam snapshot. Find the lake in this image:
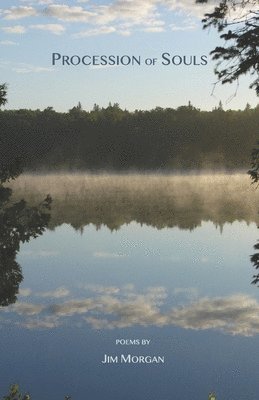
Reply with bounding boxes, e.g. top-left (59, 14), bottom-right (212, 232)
top-left (1, 173), bottom-right (259, 400)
